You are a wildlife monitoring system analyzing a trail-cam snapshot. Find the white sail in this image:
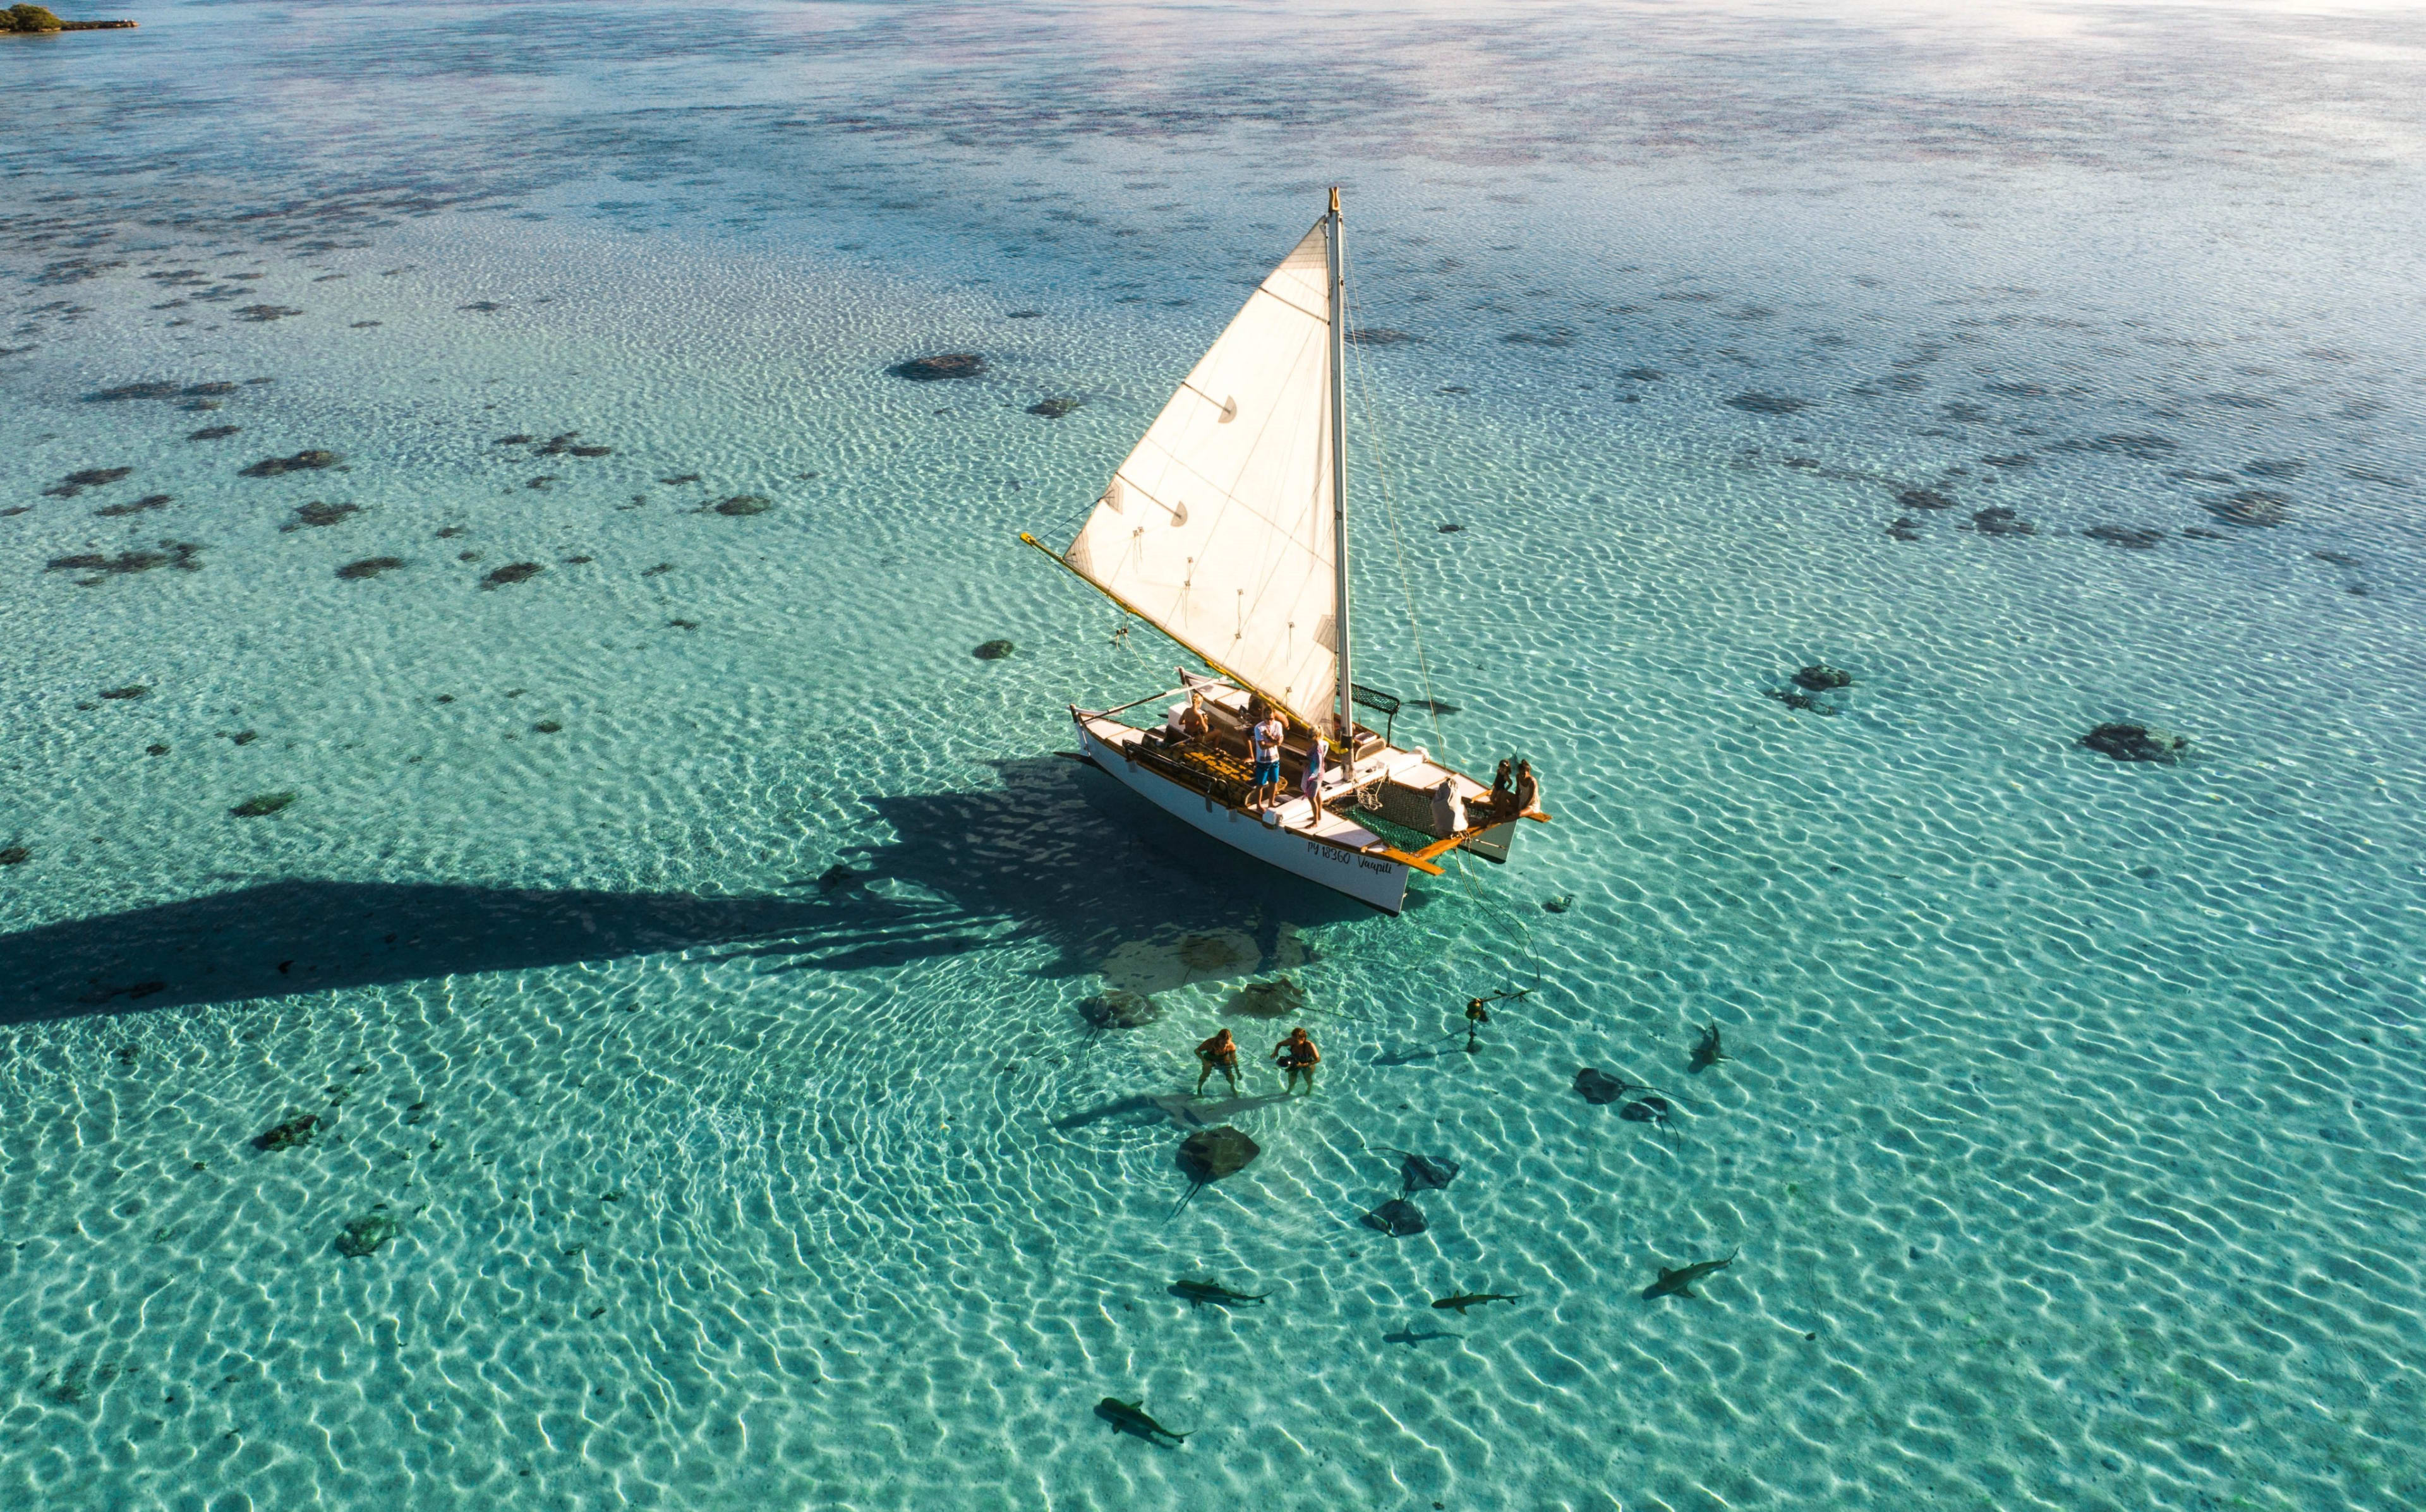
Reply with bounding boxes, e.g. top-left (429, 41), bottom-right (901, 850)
top-left (1064, 219), bottom-right (1338, 729)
